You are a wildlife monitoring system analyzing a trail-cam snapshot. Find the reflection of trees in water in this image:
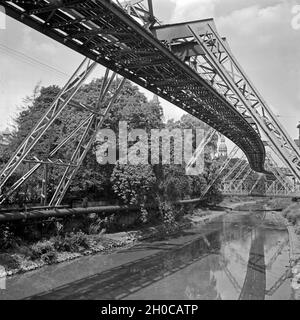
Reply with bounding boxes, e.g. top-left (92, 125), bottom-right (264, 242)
top-left (222, 225), bottom-right (250, 244)
top-left (126, 231), bottom-right (222, 283)
top-left (184, 254), bottom-right (222, 300)
top-left (262, 229), bottom-right (288, 254)
top-left (221, 215), bottom-right (254, 250)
